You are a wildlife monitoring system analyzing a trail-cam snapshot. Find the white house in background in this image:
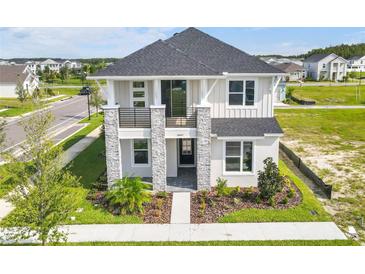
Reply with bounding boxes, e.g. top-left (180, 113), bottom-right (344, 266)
top-left (88, 27), bottom-right (285, 191)
top-left (39, 59), bottom-right (61, 72)
top-left (0, 65), bottom-right (39, 98)
top-left (25, 61), bottom-right (39, 73)
top-left (273, 62), bottom-right (306, 82)
top-left (347, 55), bottom-right (365, 72)
top-left (62, 60), bottom-right (82, 70)
top-left (303, 53), bottom-right (348, 81)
